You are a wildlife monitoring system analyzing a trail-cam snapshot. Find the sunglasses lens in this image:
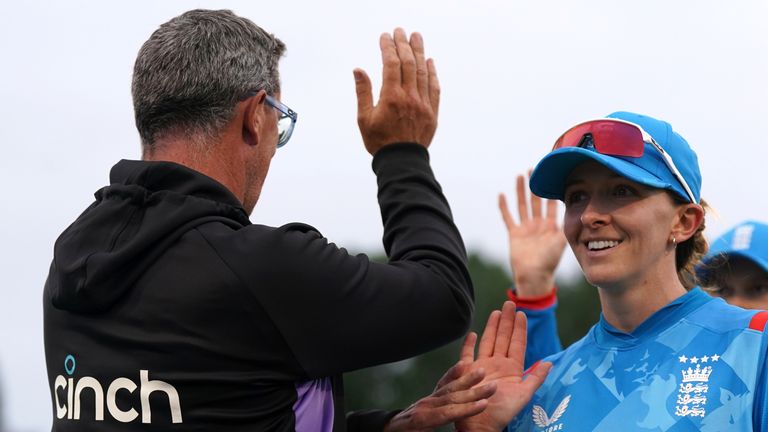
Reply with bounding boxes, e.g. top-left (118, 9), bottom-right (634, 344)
top-left (554, 120), bottom-right (644, 158)
top-left (276, 117), bottom-right (294, 148)
top-left (591, 122), bottom-right (644, 157)
top-left (554, 124), bottom-right (591, 149)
